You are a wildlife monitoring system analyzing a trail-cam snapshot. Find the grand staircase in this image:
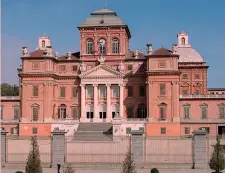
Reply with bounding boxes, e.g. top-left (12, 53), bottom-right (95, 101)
top-left (73, 123), bottom-right (113, 141)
